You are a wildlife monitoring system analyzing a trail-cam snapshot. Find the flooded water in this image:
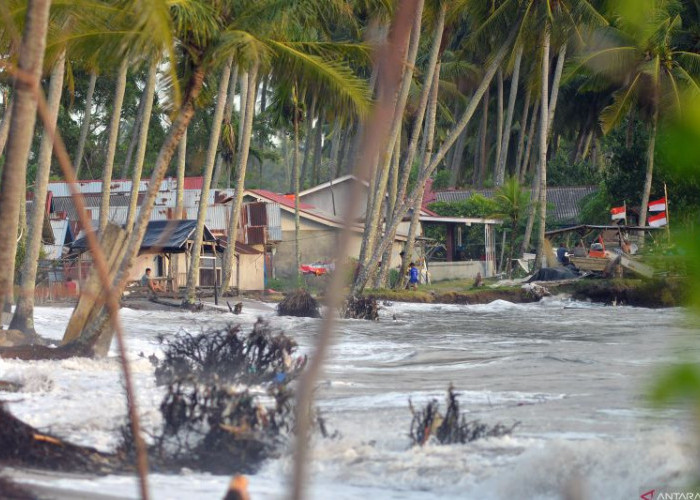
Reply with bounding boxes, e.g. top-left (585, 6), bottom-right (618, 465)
top-left (1, 297), bottom-right (698, 499)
